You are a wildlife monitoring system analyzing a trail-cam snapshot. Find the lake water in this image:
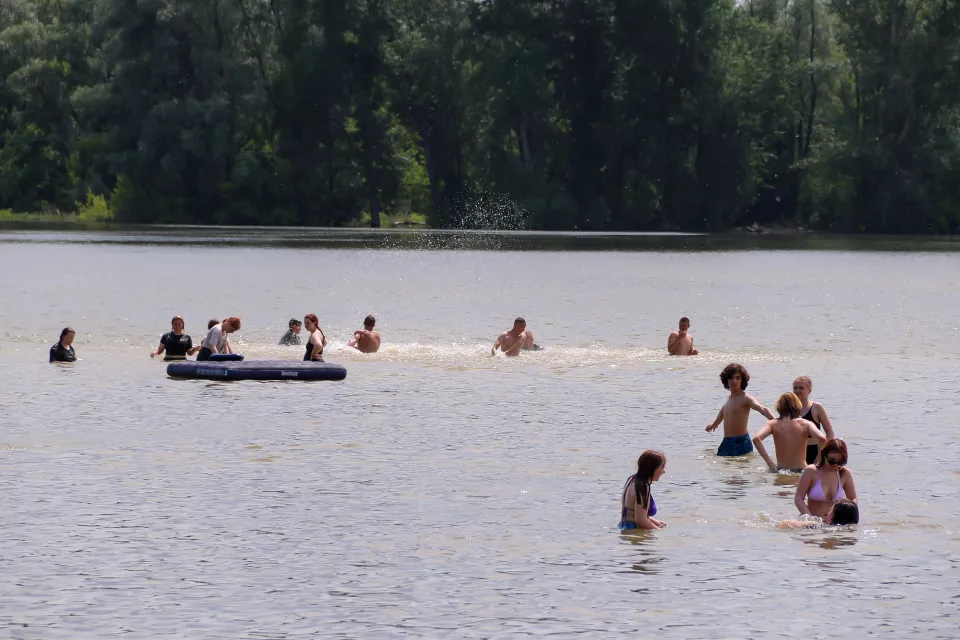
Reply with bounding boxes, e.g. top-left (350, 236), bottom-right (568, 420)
top-left (1, 226), bottom-right (958, 638)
